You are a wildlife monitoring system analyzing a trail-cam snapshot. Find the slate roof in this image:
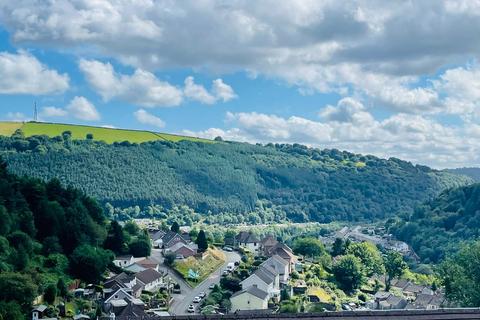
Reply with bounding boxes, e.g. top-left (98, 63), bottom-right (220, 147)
top-left (151, 230), bottom-right (166, 241)
top-left (253, 267), bottom-right (275, 284)
top-left (162, 231), bottom-right (187, 247)
top-left (135, 268), bottom-right (163, 285)
top-left (138, 258), bottom-right (160, 268)
top-left (115, 255), bottom-right (133, 261)
top-left (261, 235), bottom-right (278, 247)
top-left (231, 285), bottom-right (269, 300)
top-left (236, 231), bottom-right (259, 244)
